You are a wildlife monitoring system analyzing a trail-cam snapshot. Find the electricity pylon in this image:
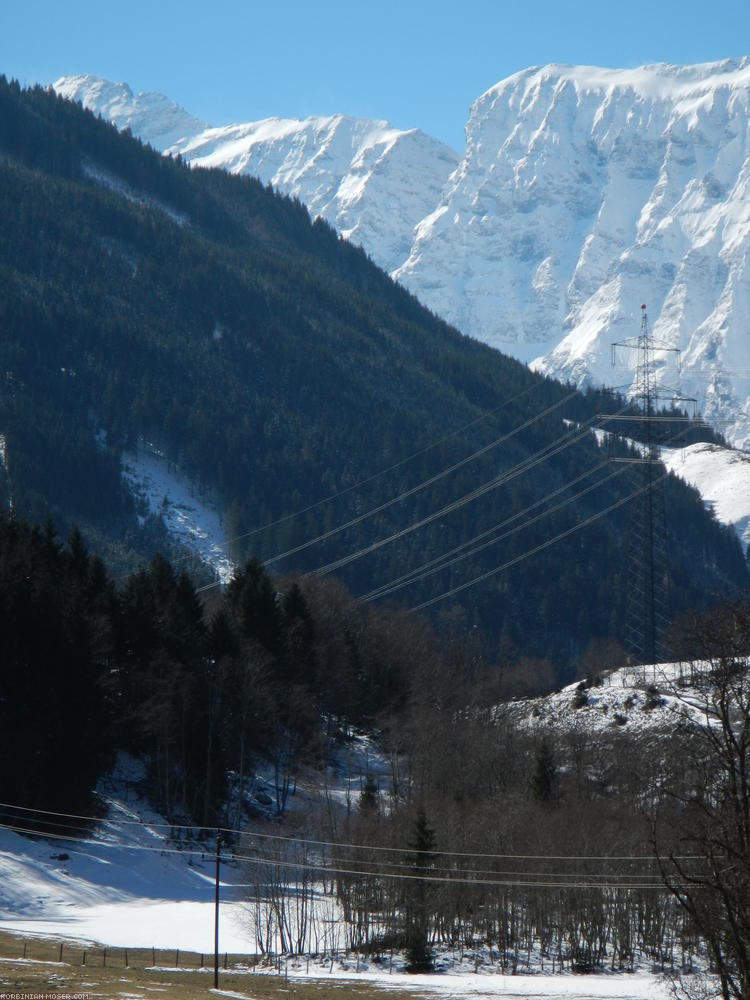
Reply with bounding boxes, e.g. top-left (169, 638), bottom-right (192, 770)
top-left (610, 305), bottom-right (694, 666)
